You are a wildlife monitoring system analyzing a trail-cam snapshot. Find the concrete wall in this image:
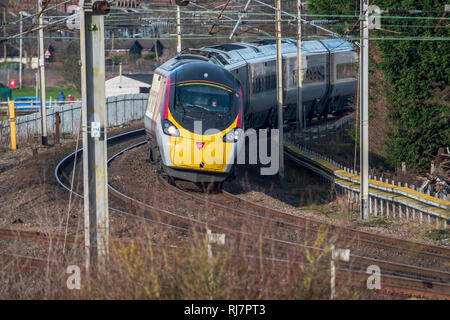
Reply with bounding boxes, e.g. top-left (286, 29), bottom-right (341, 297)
top-left (0, 93), bottom-right (148, 145)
